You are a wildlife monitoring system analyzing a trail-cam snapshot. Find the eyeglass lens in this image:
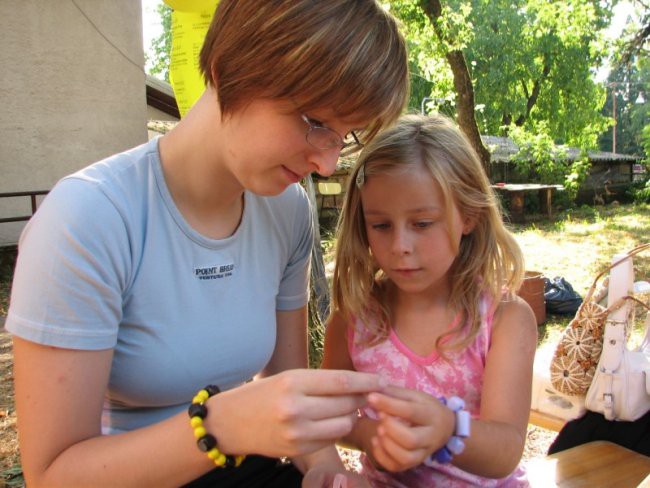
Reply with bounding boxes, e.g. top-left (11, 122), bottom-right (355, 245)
top-left (308, 127), bottom-right (346, 150)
